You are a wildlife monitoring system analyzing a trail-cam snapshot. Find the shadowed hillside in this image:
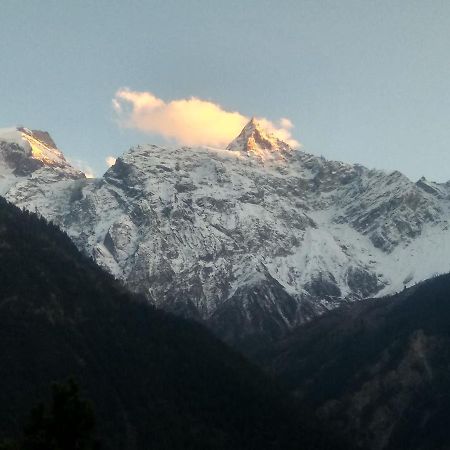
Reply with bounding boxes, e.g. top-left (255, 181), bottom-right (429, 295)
top-left (260, 276), bottom-right (450, 450)
top-left (0, 197), bottom-right (342, 450)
